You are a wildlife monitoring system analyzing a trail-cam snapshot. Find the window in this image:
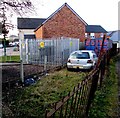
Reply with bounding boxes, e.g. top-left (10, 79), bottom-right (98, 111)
top-left (85, 33), bottom-right (88, 38)
top-left (101, 33), bottom-right (103, 37)
top-left (71, 52), bottom-right (90, 59)
top-left (93, 54), bottom-right (97, 58)
top-left (90, 33), bottom-right (95, 39)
